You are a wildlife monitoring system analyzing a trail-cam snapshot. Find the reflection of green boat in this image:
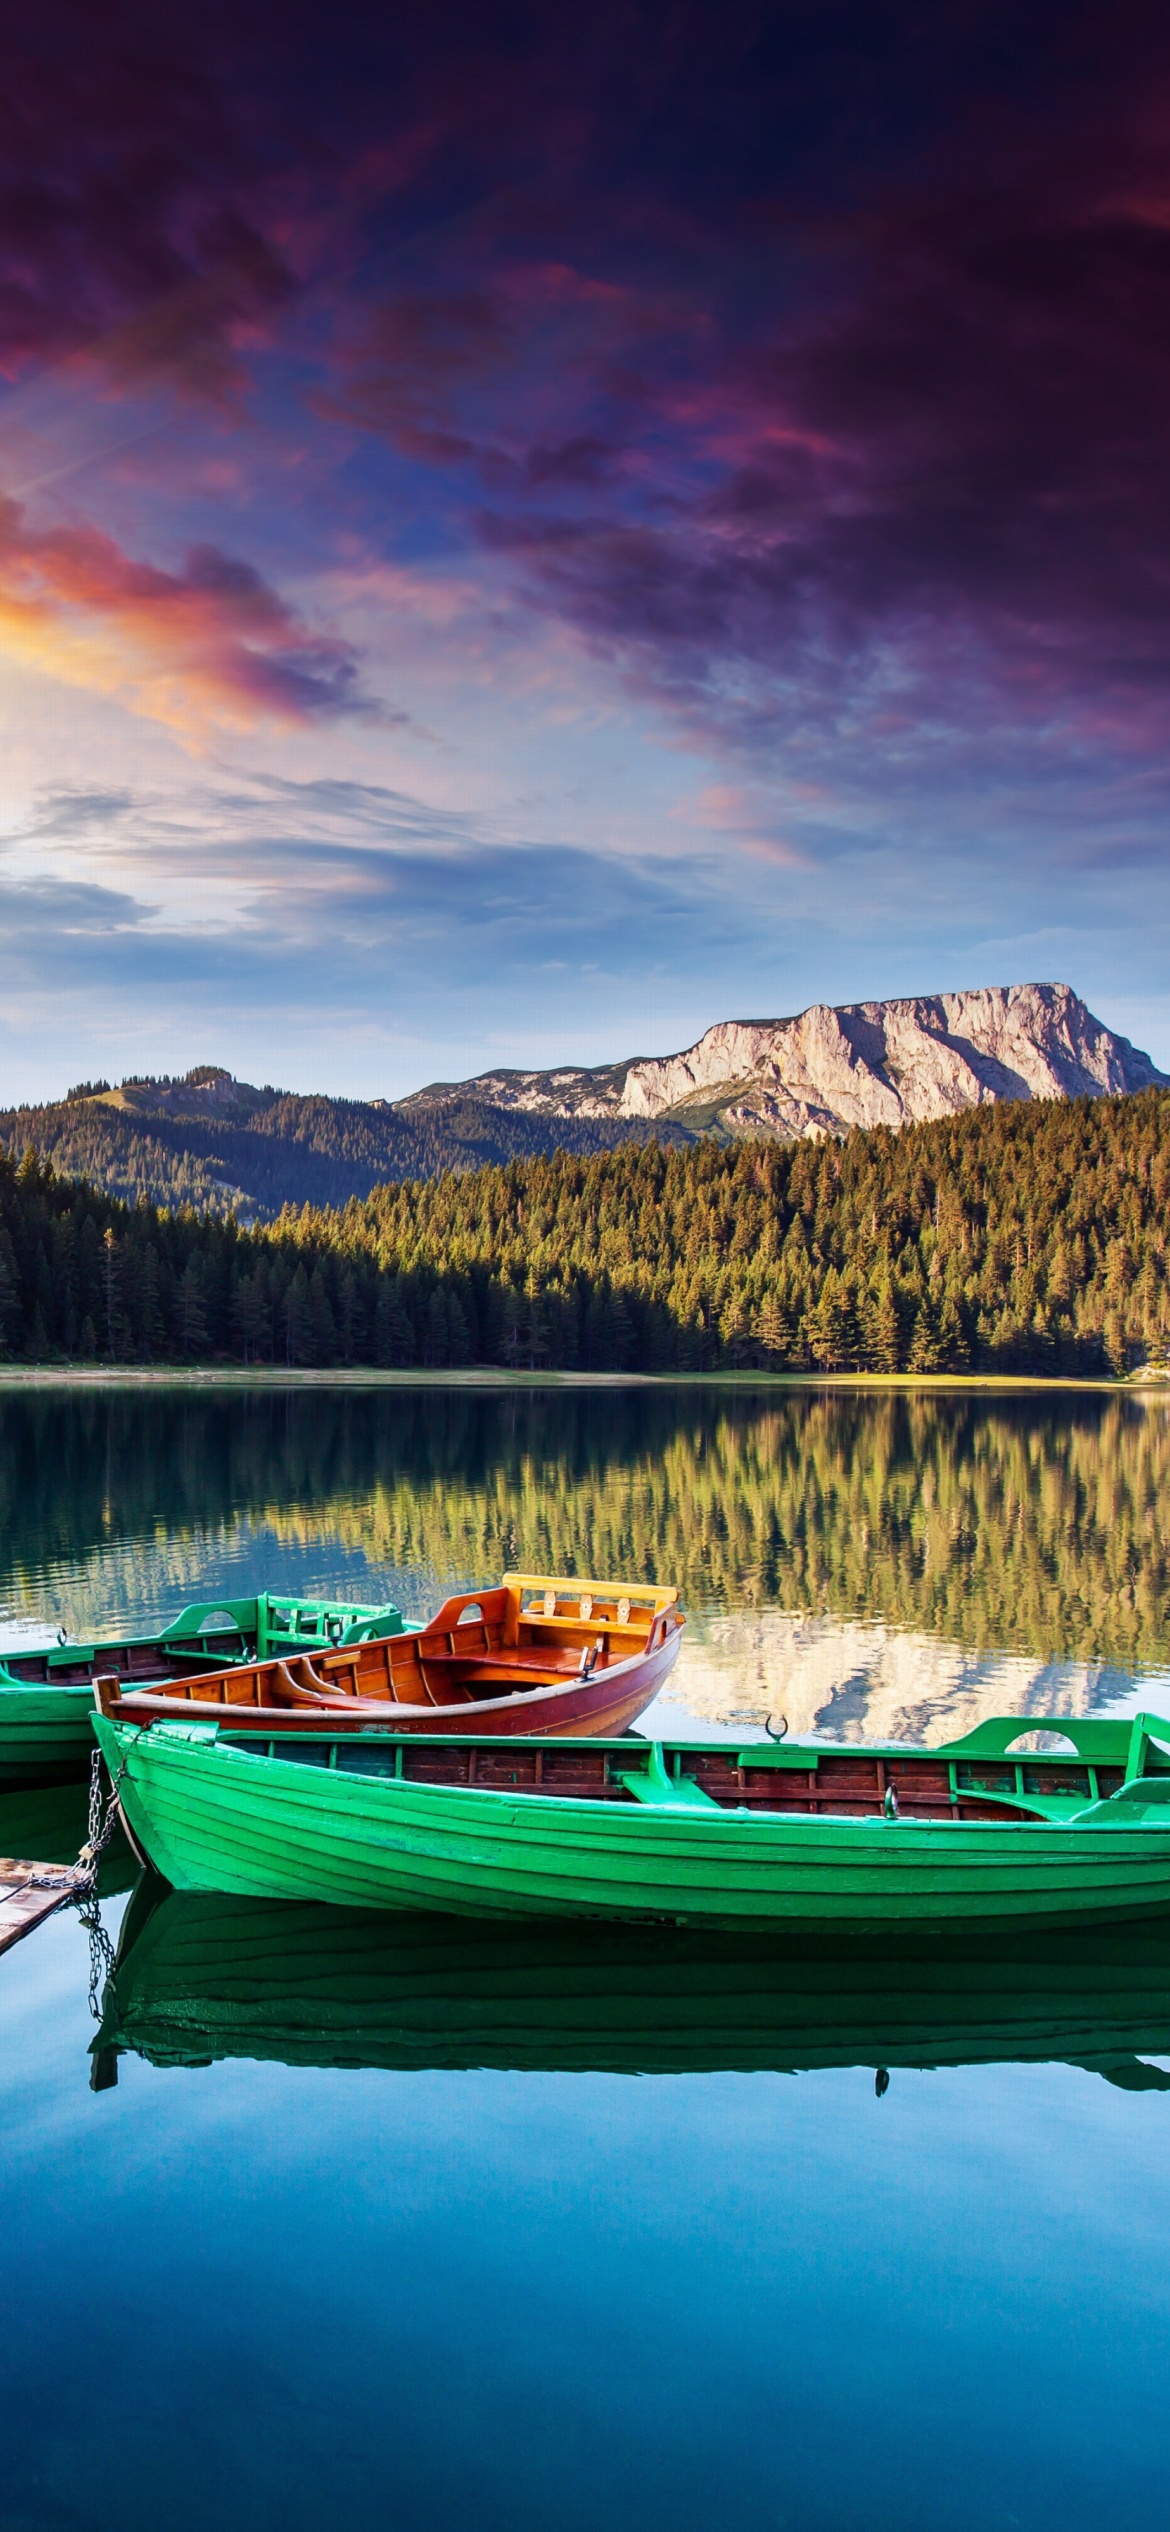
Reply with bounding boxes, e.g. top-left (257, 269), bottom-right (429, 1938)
top-left (93, 1877), bottom-right (1170, 2088)
top-left (0, 1779), bottom-right (135, 1894)
top-left (0, 1590), bottom-right (409, 1787)
top-left (94, 1709), bottom-right (1170, 1928)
